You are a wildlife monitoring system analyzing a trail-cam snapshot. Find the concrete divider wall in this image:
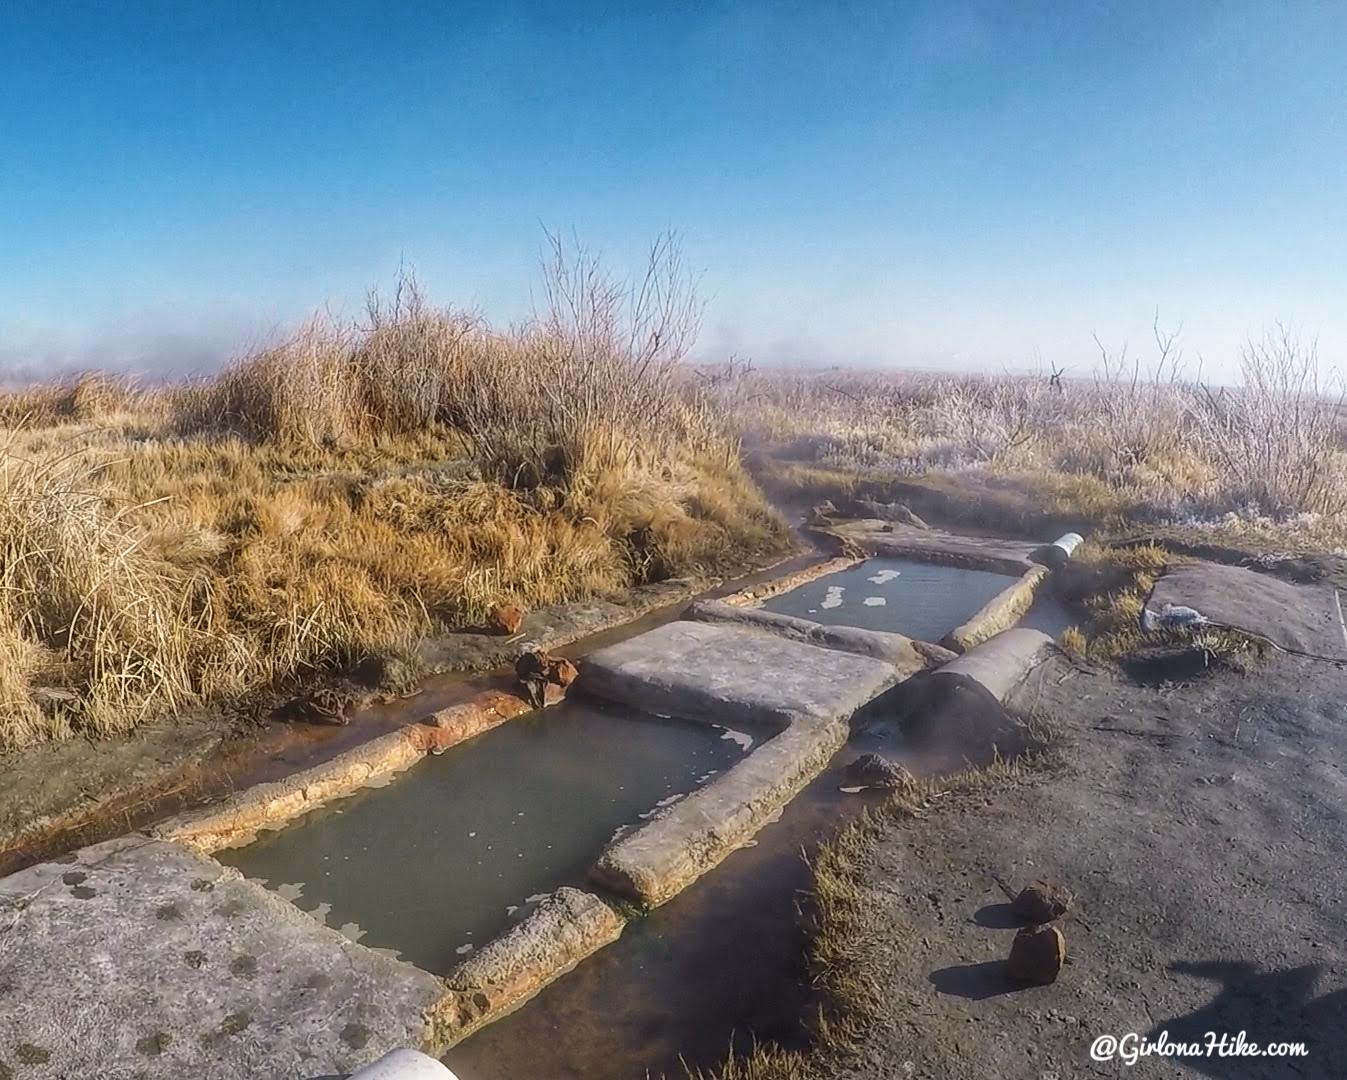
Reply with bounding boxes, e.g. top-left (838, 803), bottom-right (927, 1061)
top-left (684, 599), bottom-right (952, 675)
top-left (438, 887), bottom-right (625, 1046)
top-left (589, 716), bottom-right (849, 906)
top-left (941, 565), bottom-right (1050, 654)
top-left (154, 690), bottom-right (537, 854)
top-left (720, 556), bottom-right (864, 608)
